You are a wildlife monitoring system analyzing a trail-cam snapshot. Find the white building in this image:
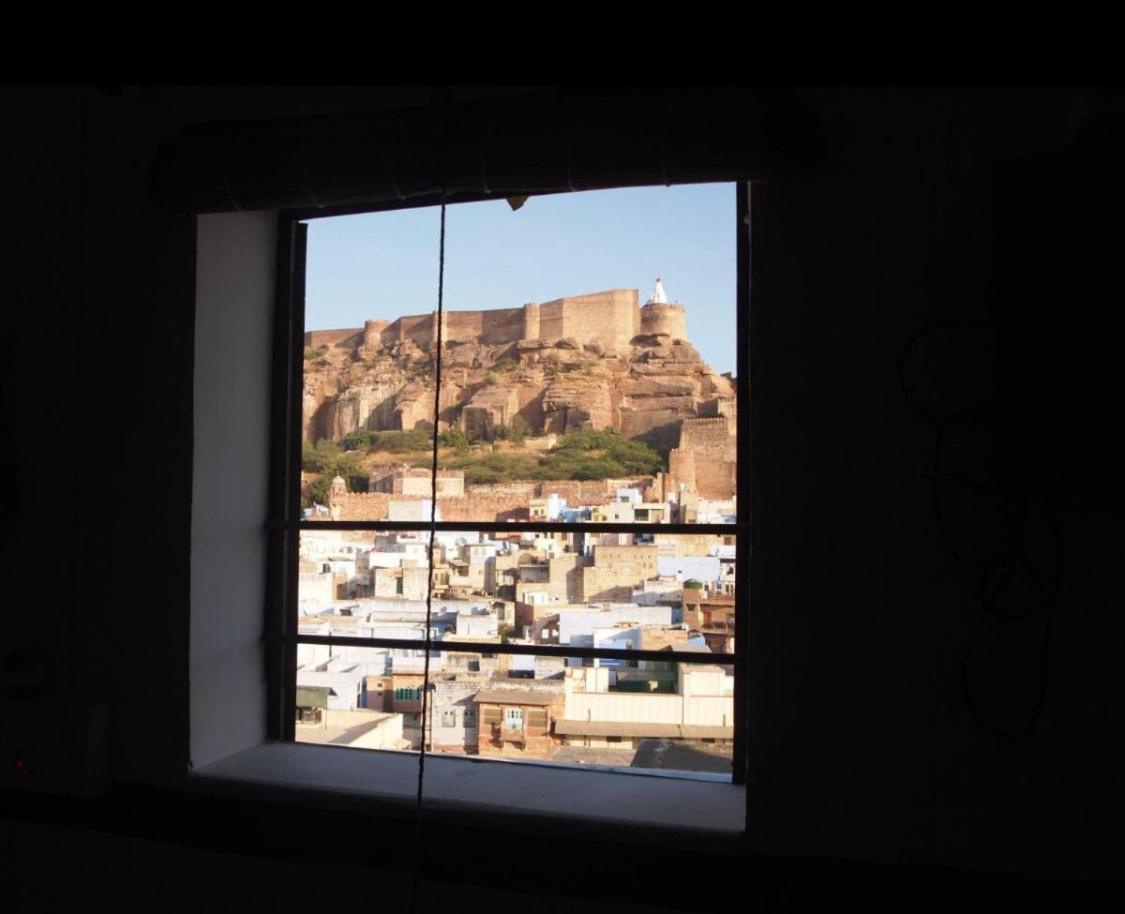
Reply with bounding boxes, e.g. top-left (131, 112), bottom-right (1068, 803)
top-left (555, 664), bottom-right (735, 749)
top-left (557, 604), bottom-right (674, 646)
top-left (656, 555), bottom-right (721, 585)
top-left (295, 708), bottom-right (406, 750)
top-left (388, 499), bottom-right (440, 522)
